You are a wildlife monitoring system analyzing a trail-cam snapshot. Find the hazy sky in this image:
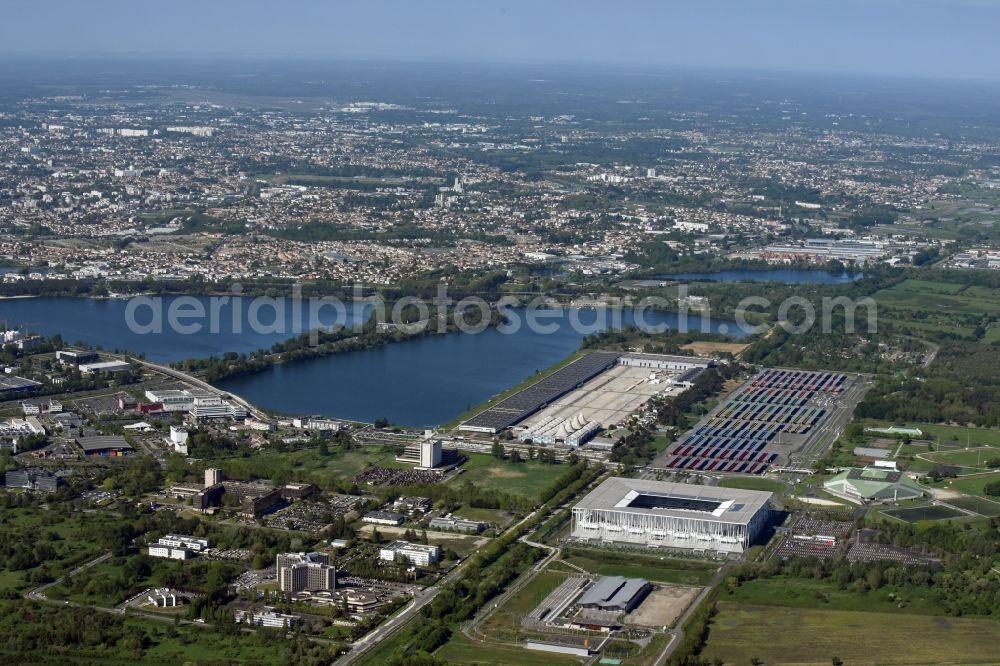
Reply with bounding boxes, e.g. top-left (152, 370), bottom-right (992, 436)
top-left (3, 0), bottom-right (999, 81)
